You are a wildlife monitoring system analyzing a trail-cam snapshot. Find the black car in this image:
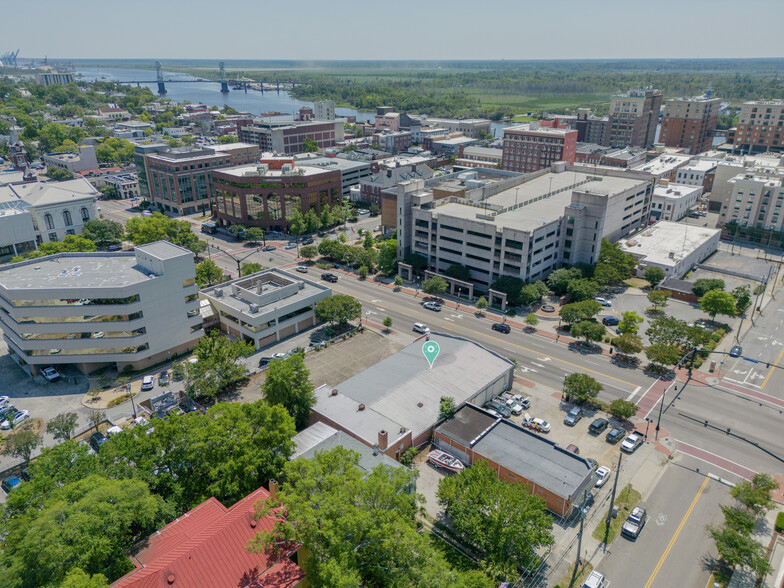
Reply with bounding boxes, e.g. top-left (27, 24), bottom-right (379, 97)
top-left (302, 237), bottom-right (315, 245)
top-left (602, 316), bottom-right (620, 326)
top-left (606, 427), bottom-right (625, 444)
top-left (258, 356), bottom-right (273, 369)
top-left (589, 418), bottom-right (609, 434)
top-left (729, 345), bottom-right (742, 358)
top-left (492, 323), bottom-right (511, 334)
top-left (89, 432), bottom-right (108, 452)
top-left (321, 273), bottom-right (338, 283)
